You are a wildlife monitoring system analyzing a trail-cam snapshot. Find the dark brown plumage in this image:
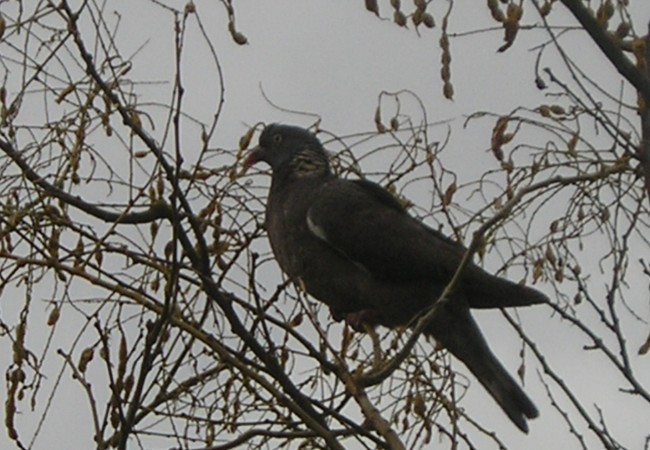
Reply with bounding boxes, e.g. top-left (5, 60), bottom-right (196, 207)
top-left (245, 123), bottom-right (547, 432)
